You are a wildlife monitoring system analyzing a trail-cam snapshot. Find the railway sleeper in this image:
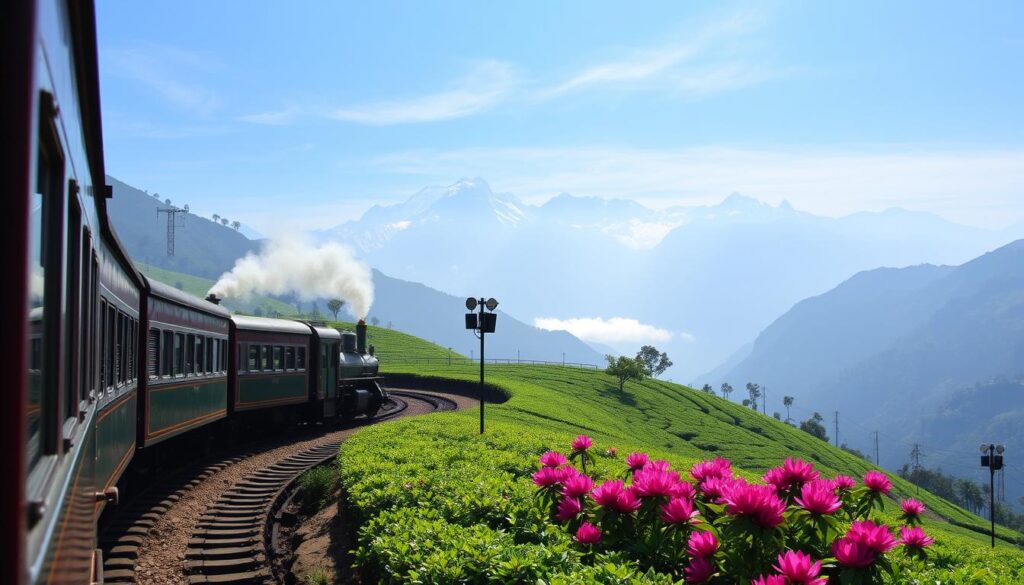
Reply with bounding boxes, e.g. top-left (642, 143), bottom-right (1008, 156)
top-left (186, 545), bottom-right (263, 559)
top-left (185, 568), bottom-right (273, 585)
